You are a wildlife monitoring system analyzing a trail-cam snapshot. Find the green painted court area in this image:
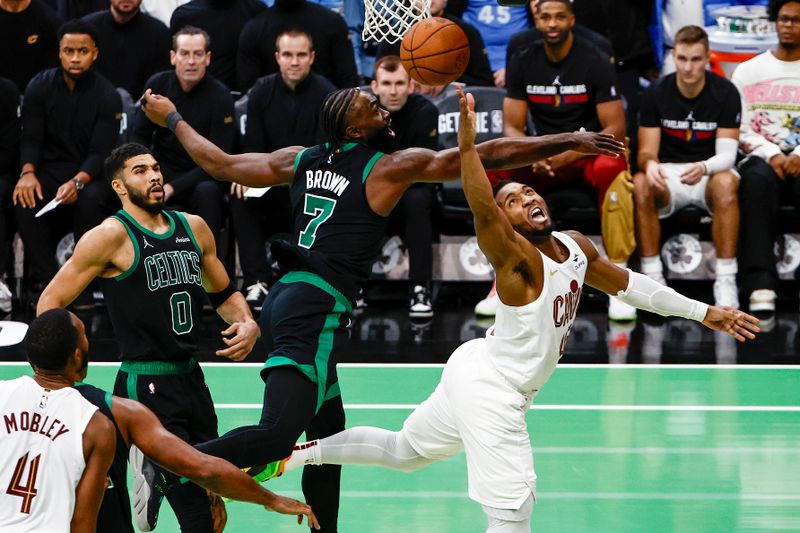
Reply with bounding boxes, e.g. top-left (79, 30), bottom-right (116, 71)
top-left (2, 363), bottom-right (798, 532)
